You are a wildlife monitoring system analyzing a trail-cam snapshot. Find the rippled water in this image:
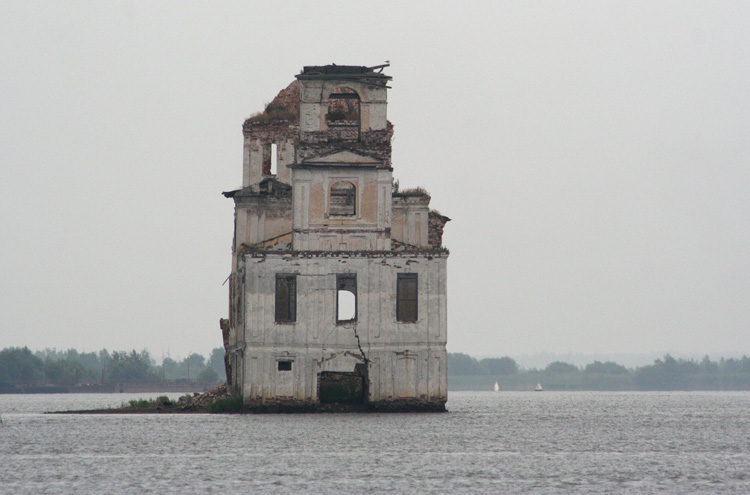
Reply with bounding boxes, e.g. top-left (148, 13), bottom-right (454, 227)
top-left (1, 391), bottom-right (749, 494)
